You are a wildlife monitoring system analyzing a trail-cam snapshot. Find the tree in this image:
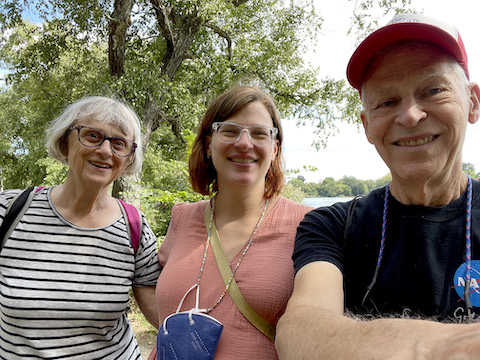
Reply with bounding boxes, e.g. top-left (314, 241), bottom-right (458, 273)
top-left (296, 175), bottom-right (306, 183)
top-left (341, 175), bottom-right (368, 196)
top-left (282, 182), bottom-right (306, 204)
top-left (463, 163), bottom-right (478, 179)
top-left (0, 1), bottom-right (347, 189)
top-left (0, 0), bottom-right (413, 234)
top-left (0, 20), bottom-right (109, 189)
top-left (374, 173), bottom-right (392, 189)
